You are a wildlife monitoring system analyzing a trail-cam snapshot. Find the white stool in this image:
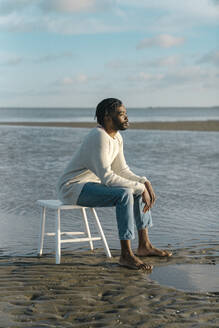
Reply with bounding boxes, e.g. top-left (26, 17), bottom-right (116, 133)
top-left (37, 200), bottom-right (112, 264)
